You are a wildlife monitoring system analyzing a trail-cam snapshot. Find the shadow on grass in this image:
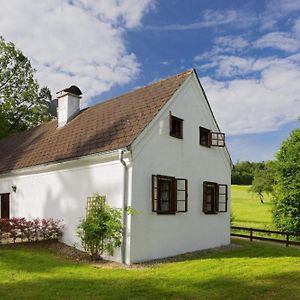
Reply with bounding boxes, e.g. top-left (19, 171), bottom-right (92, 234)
top-left (0, 270), bottom-right (299, 299)
top-left (0, 240), bottom-right (299, 274)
